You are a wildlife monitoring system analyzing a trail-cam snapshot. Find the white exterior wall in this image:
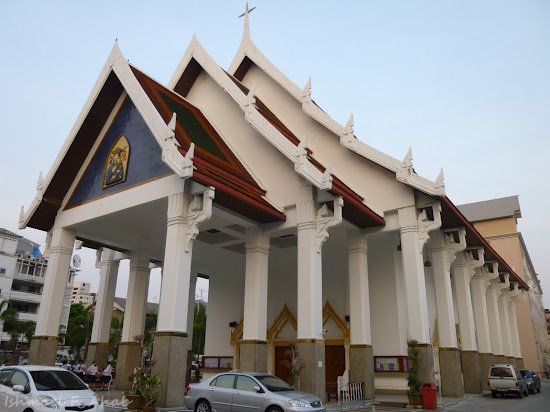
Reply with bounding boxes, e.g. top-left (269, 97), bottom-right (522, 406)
top-left (203, 249), bottom-right (245, 357)
top-left (240, 65), bottom-right (415, 215)
top-left (369, 235), bottom-right (405, 355)
top-left (186, 71), bottom-right (313, 210)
